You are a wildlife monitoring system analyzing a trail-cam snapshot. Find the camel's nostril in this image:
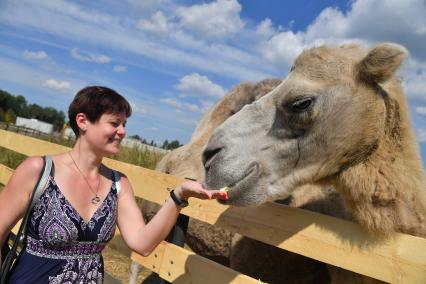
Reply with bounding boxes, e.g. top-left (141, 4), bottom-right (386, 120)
top-left (202, 147), bottom-right (222, 169)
